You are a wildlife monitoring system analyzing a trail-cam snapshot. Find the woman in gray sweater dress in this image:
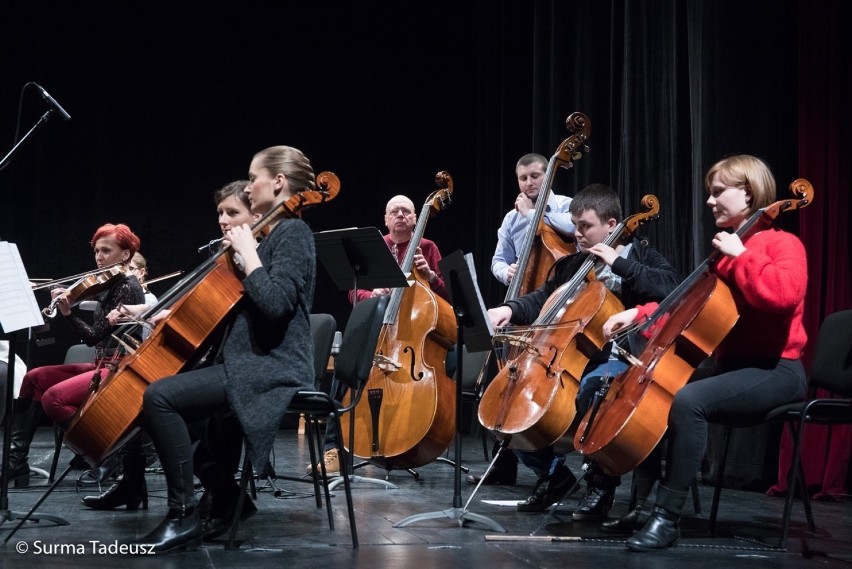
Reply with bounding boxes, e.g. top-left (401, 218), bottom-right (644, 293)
top-left (135, 145), bottom-right (317, 554)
